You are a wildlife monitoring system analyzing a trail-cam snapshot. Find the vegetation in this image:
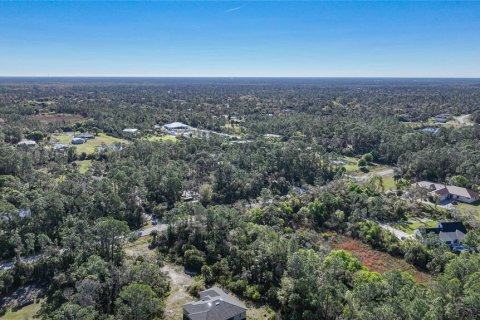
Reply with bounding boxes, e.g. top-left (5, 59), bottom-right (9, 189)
top-left (1, 78), bottom-right (480, 319)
